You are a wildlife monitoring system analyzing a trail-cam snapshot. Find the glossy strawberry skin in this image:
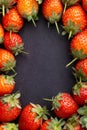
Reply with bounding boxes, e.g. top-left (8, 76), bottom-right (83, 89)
top-left (0, 99), bottom-right (21, 122)
top-left (73, 86), bottom-right (87, 106)
top-left (0, 75), bottom-right (15, 96)
top-left (0, 49), bottom-right (16, 72)
top-left (40, 120), bottom-right (51, 130)
top-left (54, 93), bottom-right (78, 118)
top-left (70, 29), bottom-right (87, 59)
top-left (0, 24), bottom-right (4, 44)
top-left (2, 8), bottom-right (24, 32)
top-left (75, 59), bottom-right (87, 81)
top-left (82, 0), bottom-right (87, 12)
top-left (19, 104), bottom-right (41, 130)
top-left (42, 0), bottom-right (63, 22)
top-left (17, 0), bottom-right (39, 21)
top-left (62, 5), bottom-right (87, 37)
top-left (4, 32), bottom-right (24, 55)
top-left (62, 5), bottom-right (87, 30)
